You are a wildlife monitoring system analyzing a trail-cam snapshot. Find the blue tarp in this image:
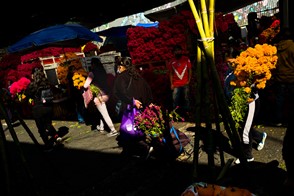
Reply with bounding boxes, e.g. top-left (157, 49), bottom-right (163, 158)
top-left (136, 22), bottom-right (159, 28)
top-left (8, 24), bottom-right (103, 53)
